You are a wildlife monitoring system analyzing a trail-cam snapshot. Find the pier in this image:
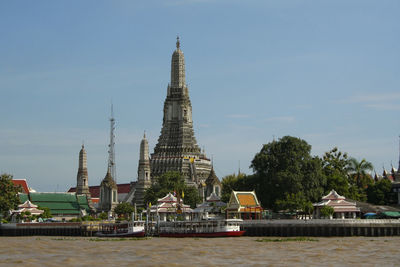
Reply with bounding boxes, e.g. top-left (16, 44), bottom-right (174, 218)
top-left (2, 219), bottom-right (400, 237)
top-left (242, 219), bottom-right (400, 237)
